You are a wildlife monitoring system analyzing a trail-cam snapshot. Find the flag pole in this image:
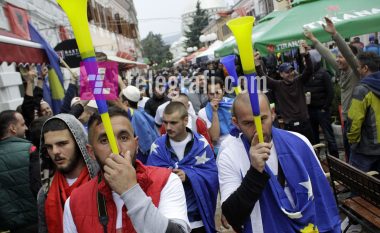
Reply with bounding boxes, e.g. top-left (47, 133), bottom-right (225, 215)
top-left (59, 57), bottom-right (77, 78)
